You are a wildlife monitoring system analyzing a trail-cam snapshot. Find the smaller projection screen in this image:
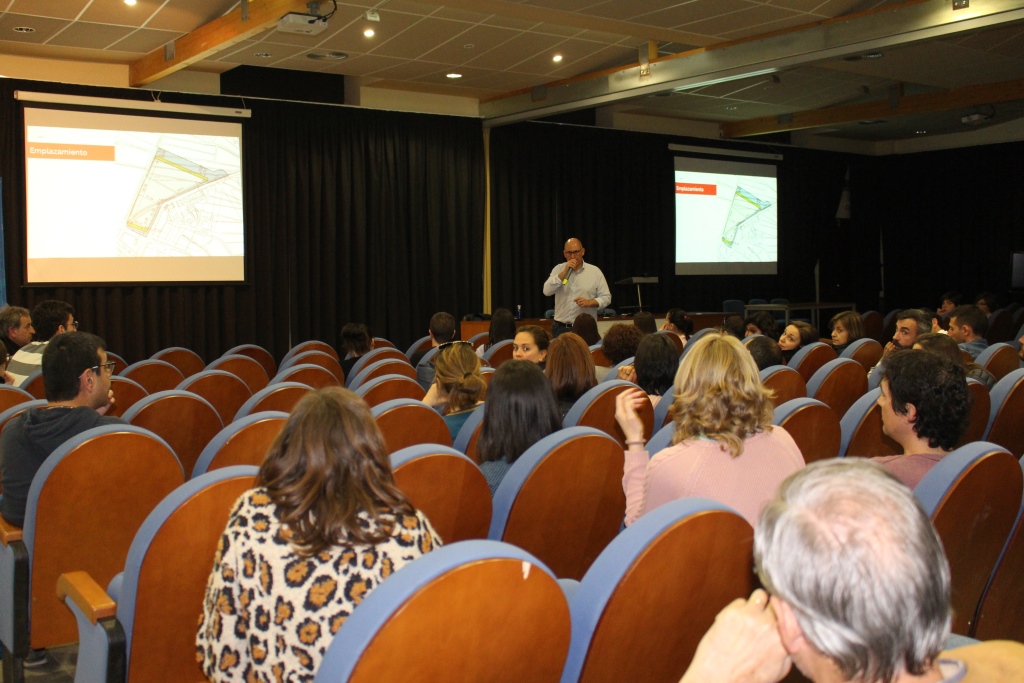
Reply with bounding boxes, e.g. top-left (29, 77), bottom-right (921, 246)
top-left (674, 156), bottom-right (777, 275)
top-left (24, 107), bottom-right (244, 284)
